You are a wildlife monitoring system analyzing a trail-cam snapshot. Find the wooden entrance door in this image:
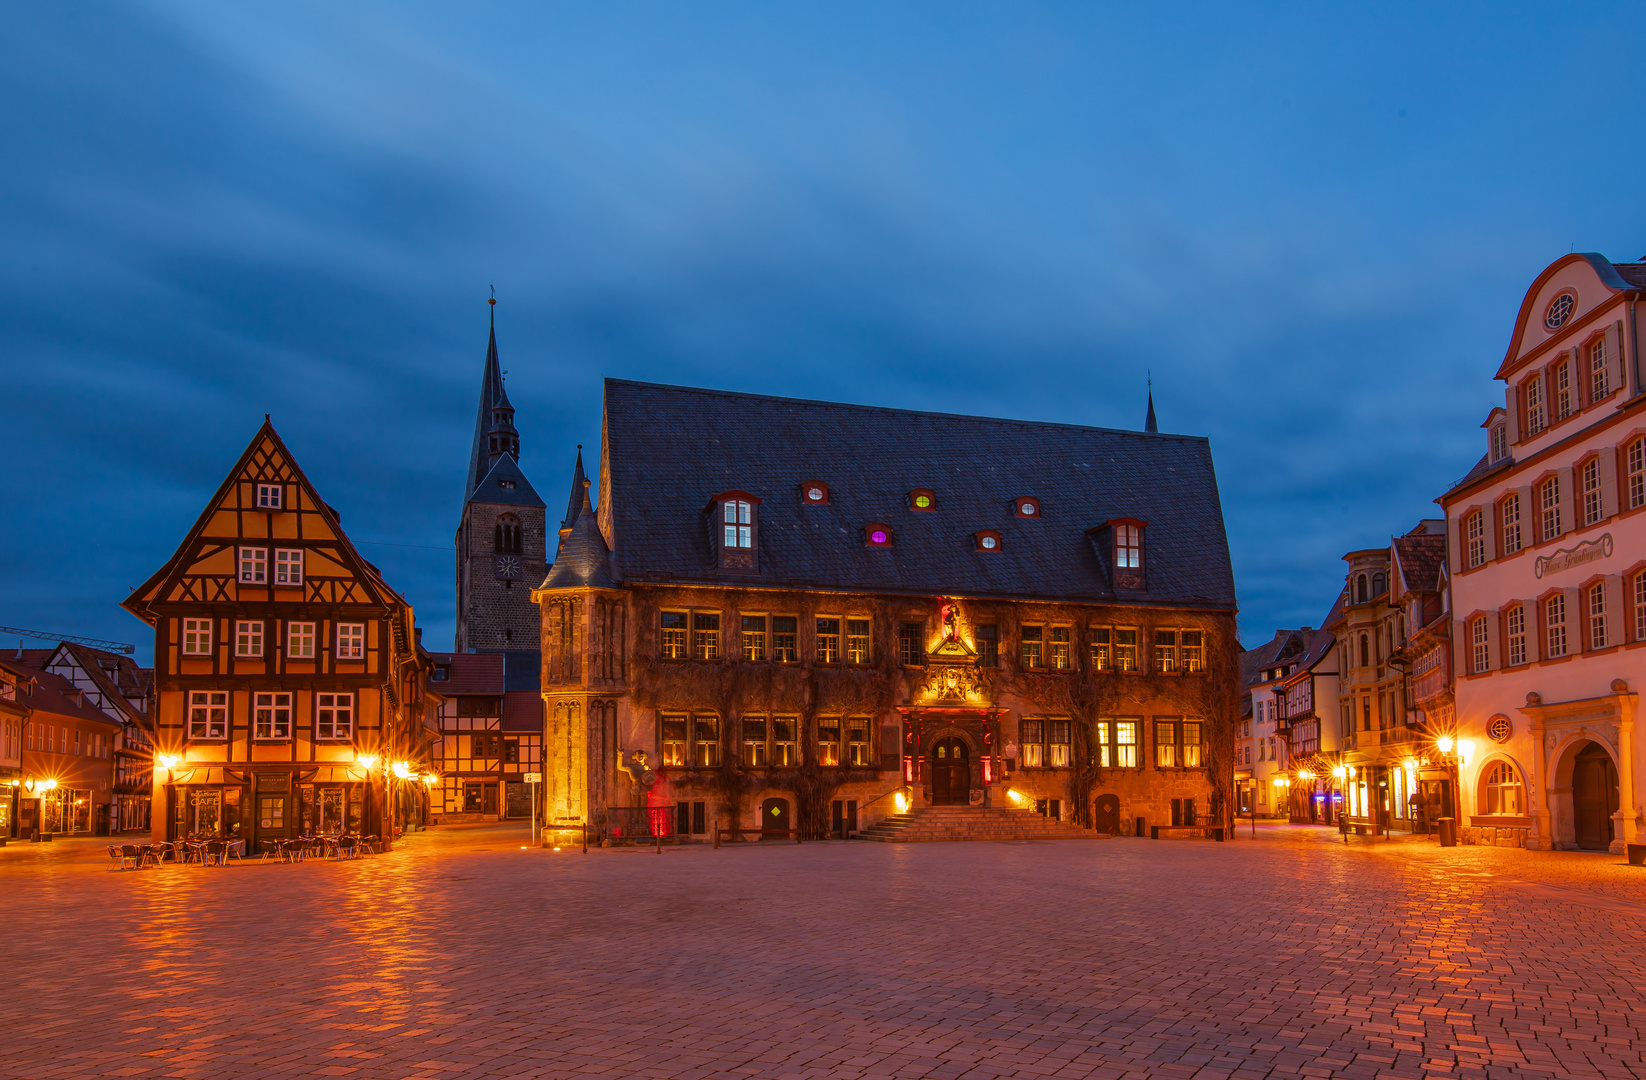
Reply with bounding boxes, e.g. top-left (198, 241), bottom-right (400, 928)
top-left (931, 738), bottom-right (970, 805)
top-left (1573, 742), bottom-right (1619, 851)
top-left (762, 798), bottom-right (790, 837)
top-left (1093, 794), bottom-right (1120, 833)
